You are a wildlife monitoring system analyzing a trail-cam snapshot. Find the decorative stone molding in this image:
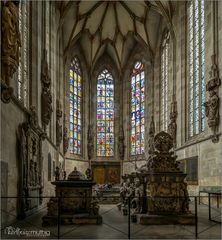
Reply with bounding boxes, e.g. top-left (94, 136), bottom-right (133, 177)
top-left (167, 100), bottom-right (177, 147)
top-left (41, 49), bottom-right (53, 129)
top-left (147, 131), bottom-right (179, 172)
top-left (87, 124), bottom-right (94, 160)
top-left (63, 114), bottom-right (69, 155)
top-left (118, 125), bottom-right (125, 160)
top-left (1, 1), bottom-right (20, 103)
top-left (17, 106), bottom-right (46, 218)
top-left (204, 54), bottom-right (221, 143)
top-left (148, 116), bottom-right (155, 154)
top-left (56, 99), bottom-right (63, 147)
